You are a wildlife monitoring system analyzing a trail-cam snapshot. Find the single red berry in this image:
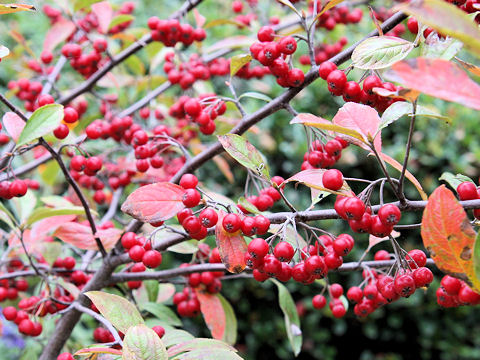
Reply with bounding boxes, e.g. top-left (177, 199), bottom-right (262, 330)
top-left (18, 319), bottom-right (34, 335)
top-left (177, 208), bottom-right (193, 225)
top-left (318, 61), bottom-right (337, 80)
top-left (129, 245), bottom-right (146, 262)
top-left (440, 275), bottom-right (462, 295)
top-left (327, 70), bottom-right (347, 95)
top-left (407, 17), bottom-right (419, 34)
top-left (363, 75), bottom-right (382, 95)
top-left (248, 238), bottom-right (269, 259)
top-left (312, 294), bottom-right (327, 309)
top-left (330, 283), bottom-right (343, 298)
top-left (394, 273), bottom-right (416, 297)
top-left (278, 36), bottom-right (297, 55)
top-left (121, 232), bottom-right (138, 250)
top-left (378, 204), bottom-right (401, 226)
top-left (273, 241), bottom-right (295, 262)
top-left (180, 173), bottom-right (198, 189)
top-left (457, 181), bottom-right (478, 200)
top-left (344, 197), bottom-right (365, 220)
top-left (199, 208), bottom-right (218, 228)
top-left (63, 256), bottom-right (76, 270)
top-left (305, 255), bottom-right (327, 277)
top-left (222, 213), bottom-right (241, 233)
top-left (86, 156), bottom-right (102, 172)
top-left (263, 254), bottom-right (282, 276)
top-left (182, 216), bottom-right (202, 235)
top-left (232, 0), bottom-right (243, 13)
top-left (332, 305), bottom-right (346, 318)
top-left (9, 180), bottom-right (28, 197)
top-left (254, 215), bottom-right (270, 235)
top-left (374, 250), bottom-right (390, 261)
top-left (347, 286), bottom-right (363, 303)
top-left (287, 68), bottom-right (304, 87)
top-left (257, 26), bottom-right (275, 42)
top-left (2, 306), bottom-right (17, 321)
top-left (53, 124), bottom-right (69, 139)
top-left (323, 169), bottom-right (343, 191)
top-left (152, 325), bottom-right (165, 338)
top-left (63, 107), bottom-right (79, 123)
top-left (406, 249), bottom-right (427, 268)
top-left (57, 353), bottom-right (75, 360)
top-left (71, 155), bottom-right (86, 171)
top-left (412, 267), bottom-right (433, 288)
top-left (182, 188), bottom-right (201, 208)
top-left (142, 250), bottom-right (162, 268)
top-left (370, 216), bottom-right (393, 238)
